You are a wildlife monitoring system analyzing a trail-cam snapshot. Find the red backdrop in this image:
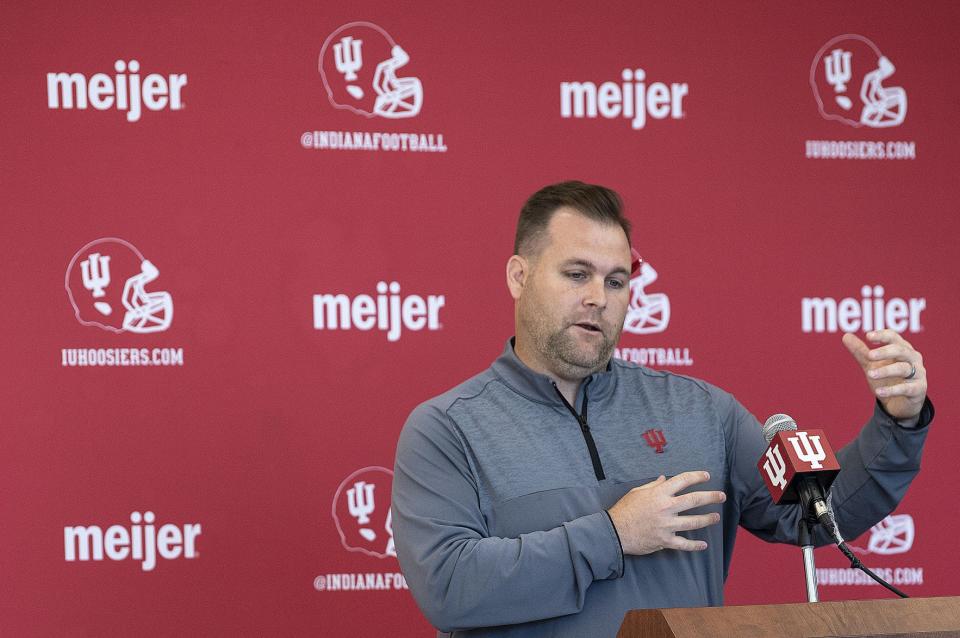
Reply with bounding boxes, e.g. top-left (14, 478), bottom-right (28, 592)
top-left (2, 1), bottom-right (957, 635)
